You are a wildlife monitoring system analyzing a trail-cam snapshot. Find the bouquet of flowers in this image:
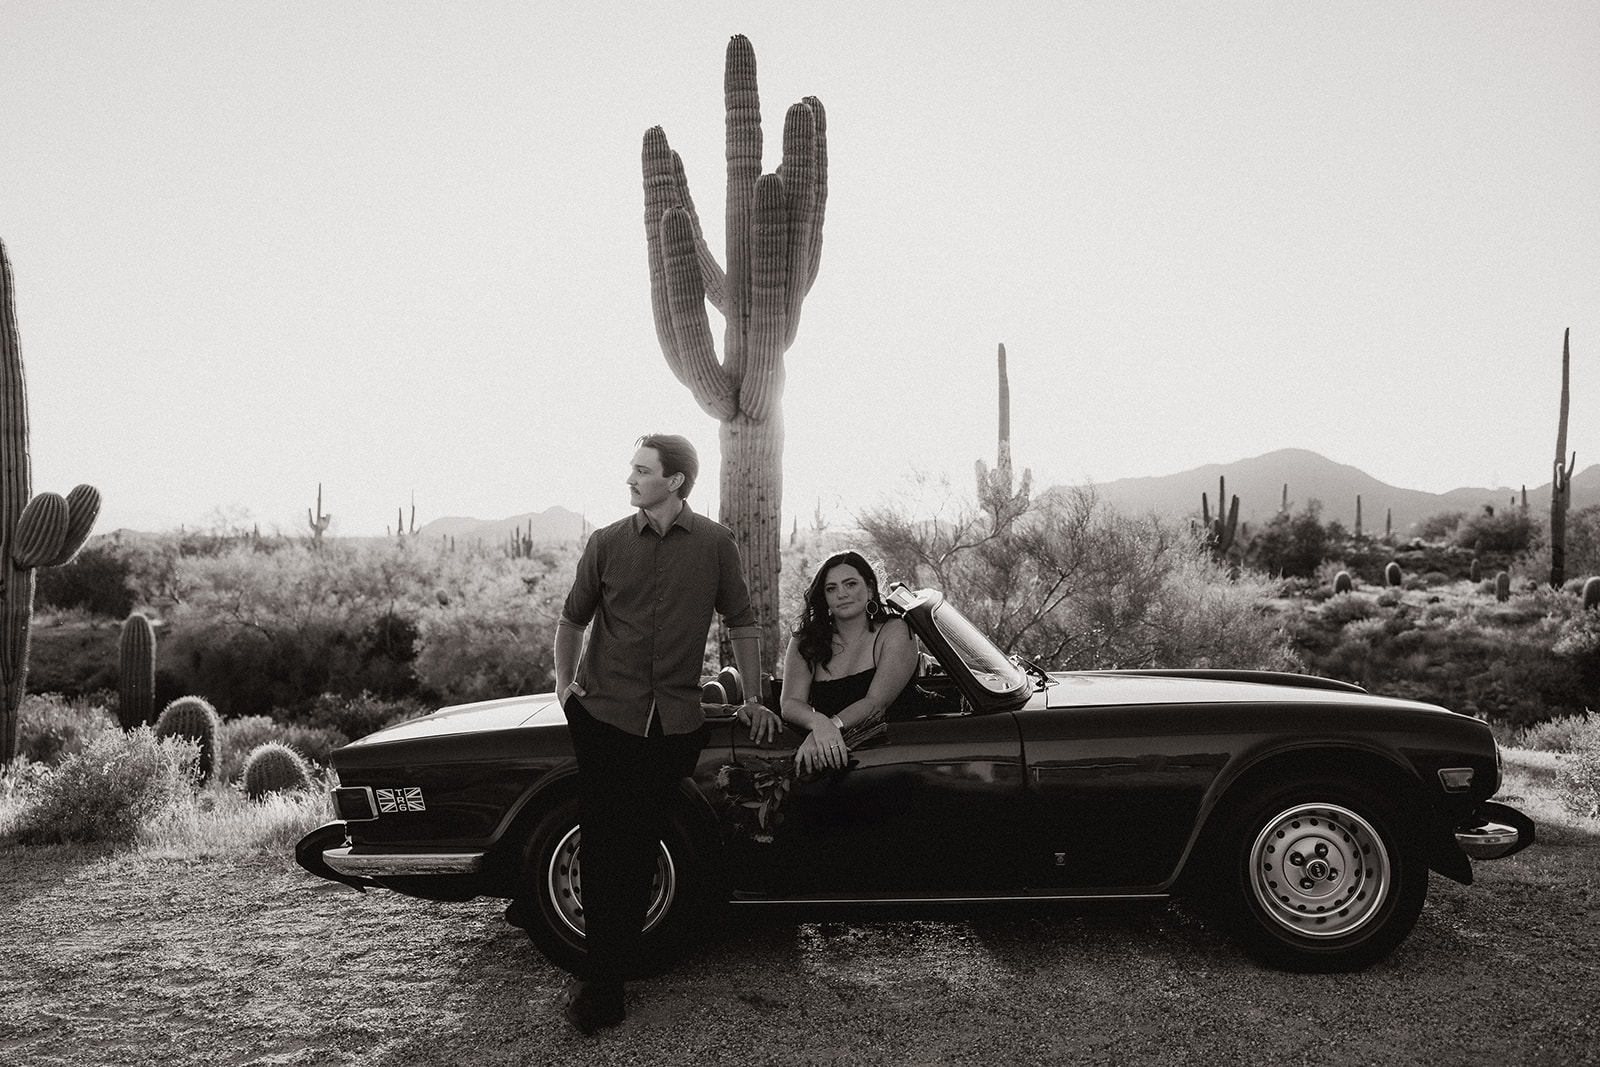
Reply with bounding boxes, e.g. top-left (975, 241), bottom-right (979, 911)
top-left (715, 719), bottom-right (888, 843)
